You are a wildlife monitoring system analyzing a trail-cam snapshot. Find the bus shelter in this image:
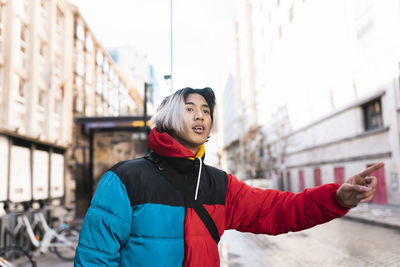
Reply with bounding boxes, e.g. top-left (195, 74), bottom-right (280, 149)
top-left (74, 116), bottom-right (151, 217)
